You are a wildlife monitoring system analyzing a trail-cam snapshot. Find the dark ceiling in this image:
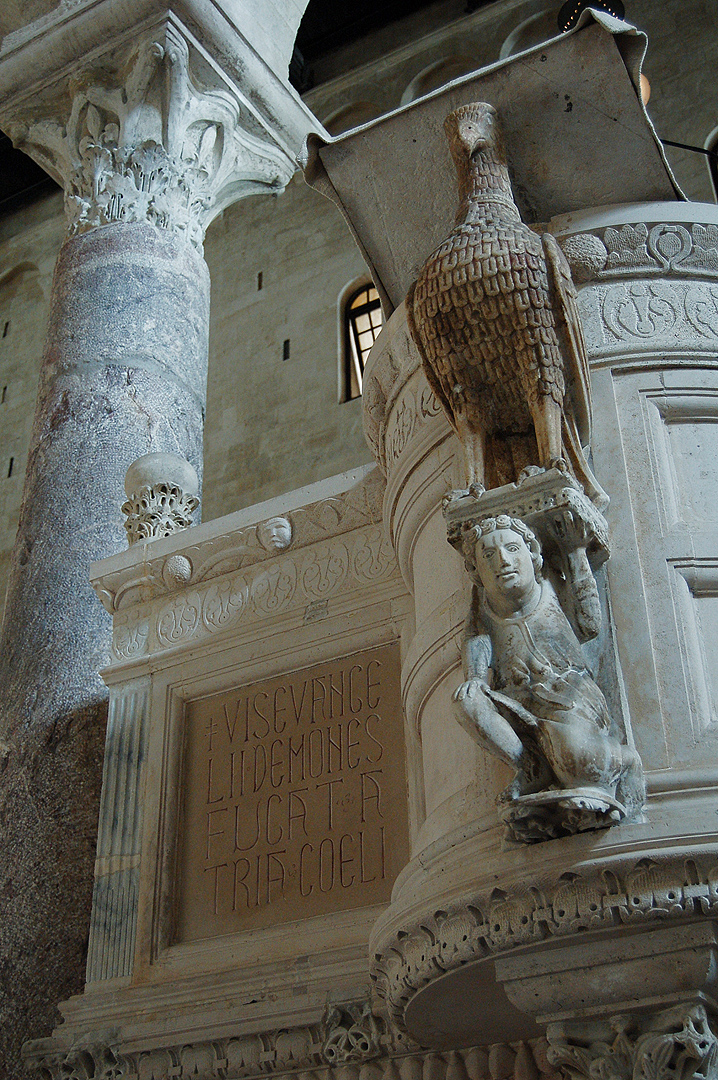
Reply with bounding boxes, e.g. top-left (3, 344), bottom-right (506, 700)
top-left (290, 0), bottom-right (495, 90)
top-left (294, 0), bottom-right (488, 62)
top-left (0, 131), bottom-right (59, 218)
